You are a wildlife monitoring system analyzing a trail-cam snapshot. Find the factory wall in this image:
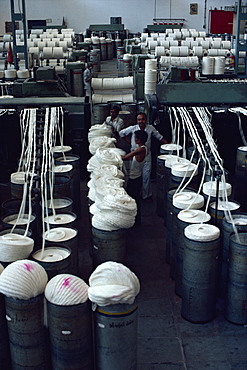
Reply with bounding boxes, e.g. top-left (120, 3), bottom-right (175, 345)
top-left (0, 0), bottom-right (235, 36)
